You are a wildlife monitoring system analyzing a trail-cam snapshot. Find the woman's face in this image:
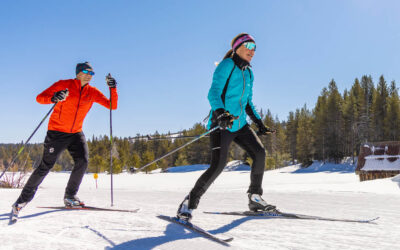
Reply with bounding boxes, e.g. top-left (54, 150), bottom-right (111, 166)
top-left (236, 43), bottom-right (255, 62)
